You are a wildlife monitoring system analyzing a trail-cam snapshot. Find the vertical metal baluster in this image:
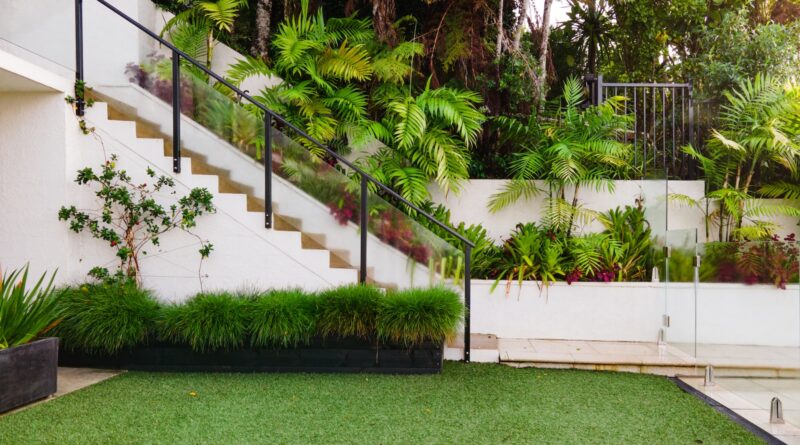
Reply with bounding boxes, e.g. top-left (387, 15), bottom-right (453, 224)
top-left (652, 86), bottom-right (656, 172)
top-left (643, 88), bottom-right (647, 176)
top-left (662, 88), bottom-right (667, 172)
top-left (681, 88), bottom-right (686, 170)
top-left (671, 87), bottom-right (676, 171)
top-left (634, 88), bottom-right (639, 176)
top-left (75, 0), bottom-right (85, 116)
top-left (360, 175), bottom-right (368, 284)
top-left (688, 83), bottom-right (695, 152)
top-left (597, 74), bottom-right (604, 104)
top-left (264, 114), bottom-right (273, 228)
top-left (464, 244), bottom-right (472, 363)
top-left (172, 50), bottom-right (181, 173)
